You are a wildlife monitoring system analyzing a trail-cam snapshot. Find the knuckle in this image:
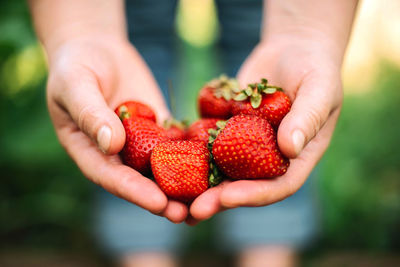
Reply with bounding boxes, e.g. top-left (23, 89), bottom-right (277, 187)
top-left (286, 183), bottom-right (297, 198)
top-left (77, 105), bottom-right (103, 137)
top-left (114, 172), bottom-right (136, 201)
top-left (305, 108), bottom-right (323, 137)
top-left (283, 179), bottom-right (298, 199)
top-left (305, 104), bottom-right (329, 138)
